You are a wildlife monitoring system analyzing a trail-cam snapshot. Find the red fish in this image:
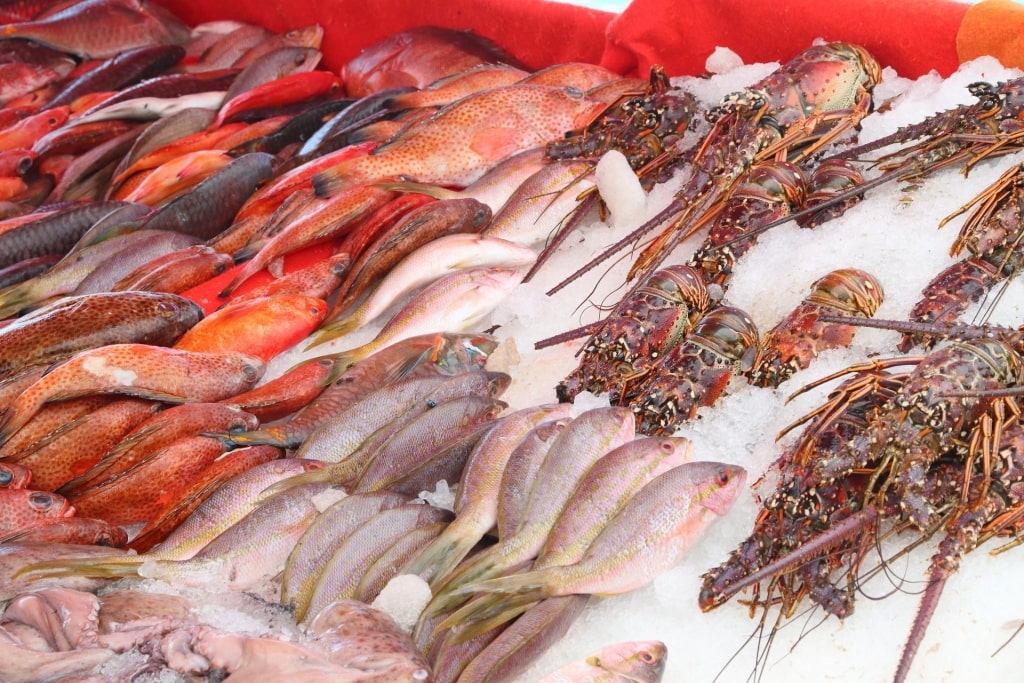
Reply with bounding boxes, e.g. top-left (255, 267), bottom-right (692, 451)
top-left (311, 84), bottom-right (608, 196)
top-left (0, 344), bottom-right (264, 443)
top-left (0, 488), bottom-right (74, 534)
top-left (219, 357), bottom-right (333, 423)
top-left (173, 295), bottom-right (328, 361)
top-left (0, 106), bottom-right (68, 150)
top-left (0, 516), bottom-right (128, 546)
top-left (0, 462), bottom-right (31, 489)
top-left (211, 70), bottom-right (340, 129)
